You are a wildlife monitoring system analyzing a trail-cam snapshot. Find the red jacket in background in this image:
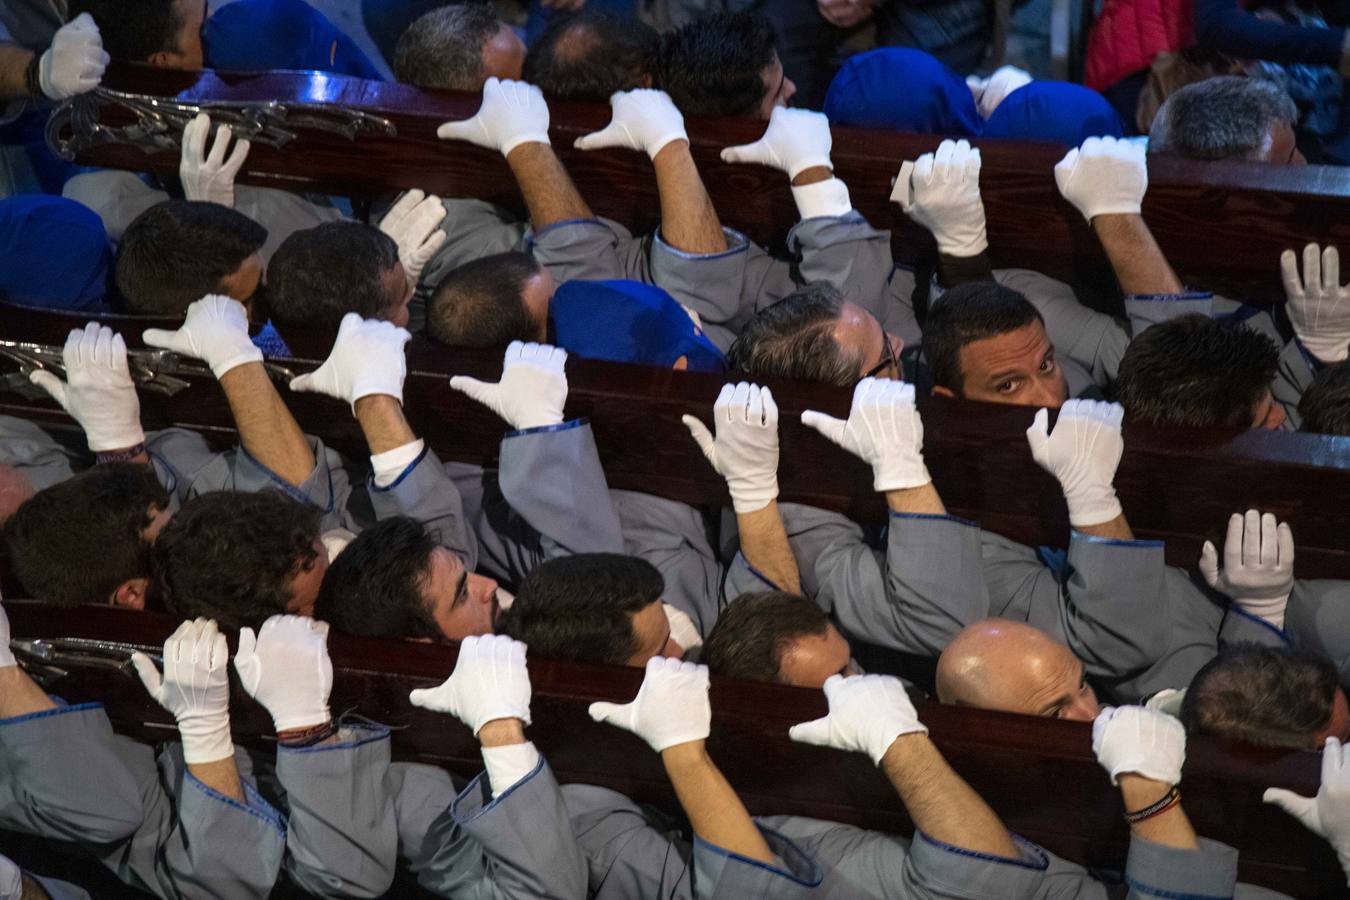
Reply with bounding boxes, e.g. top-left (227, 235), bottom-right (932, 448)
top-left (1085, 0), bottom-right (1195, 90)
